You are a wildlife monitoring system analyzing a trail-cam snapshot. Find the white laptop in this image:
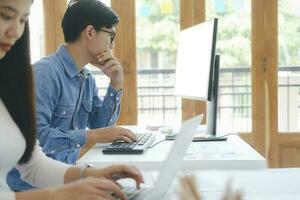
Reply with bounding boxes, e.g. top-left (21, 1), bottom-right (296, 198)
top-left (120, 115), bottom-right (203, 200)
